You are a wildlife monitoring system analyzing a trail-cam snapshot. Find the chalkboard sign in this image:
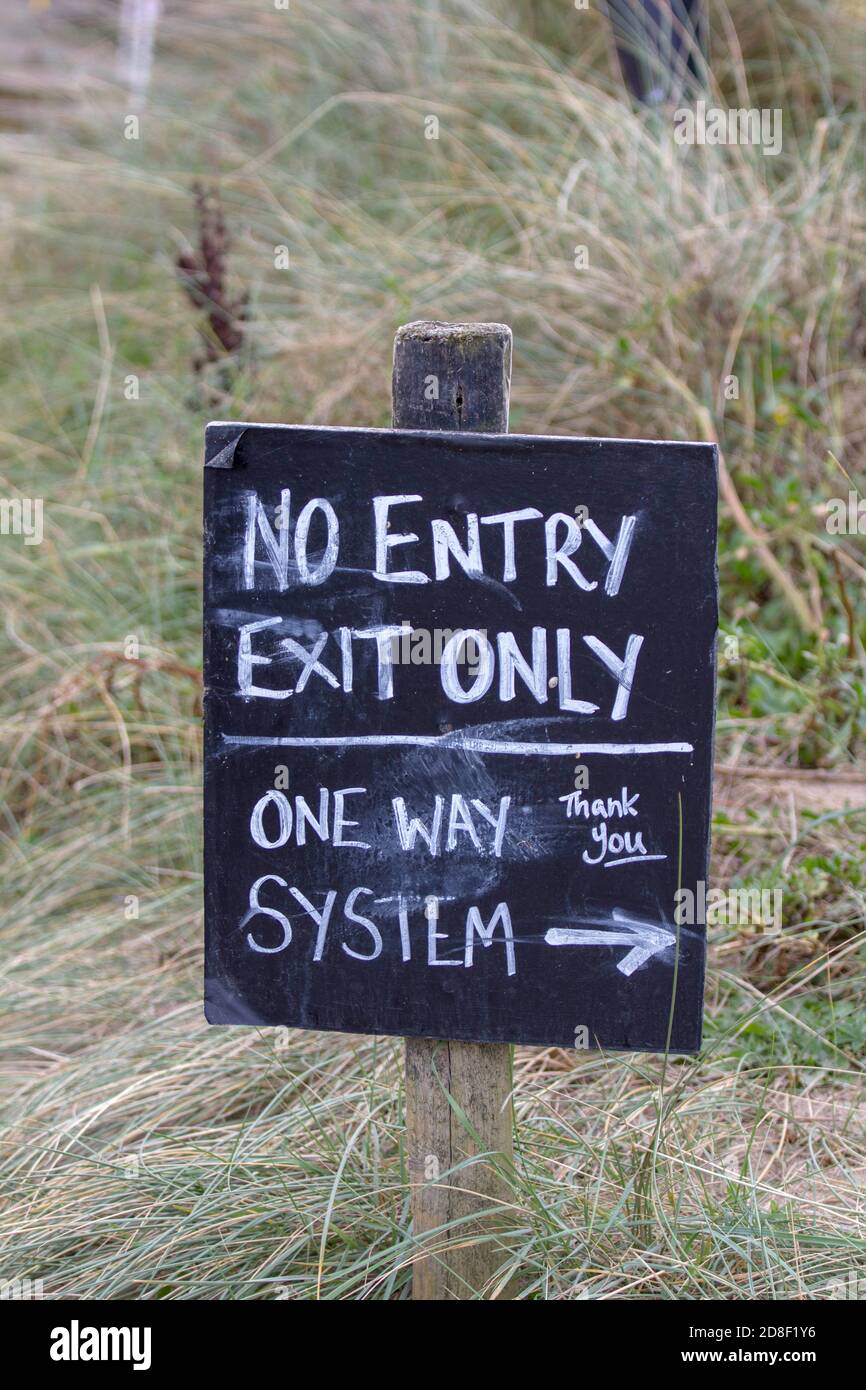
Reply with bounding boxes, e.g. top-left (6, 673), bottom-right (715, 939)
top-left (203, 424), bottom-right (717, 1051)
